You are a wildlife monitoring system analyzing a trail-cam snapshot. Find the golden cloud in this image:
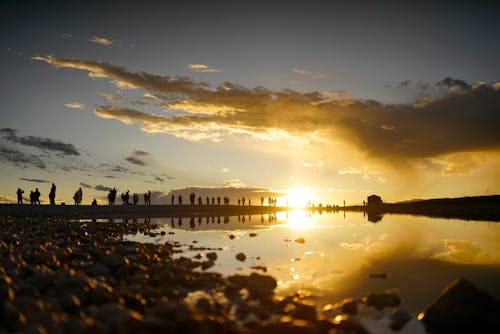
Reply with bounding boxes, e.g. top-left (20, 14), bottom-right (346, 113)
top-left (35, 56), bottom-right (500, 164)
